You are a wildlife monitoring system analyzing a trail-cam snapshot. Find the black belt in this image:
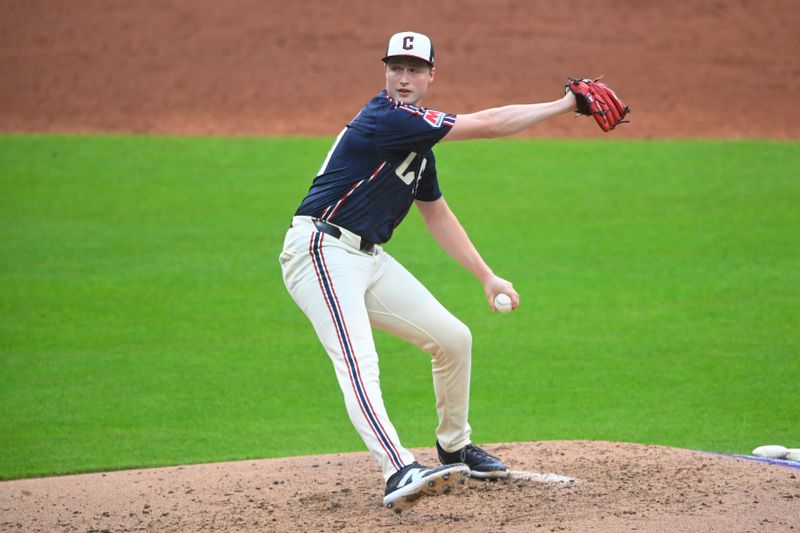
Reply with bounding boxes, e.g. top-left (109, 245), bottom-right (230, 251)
top-left (312, 218), bottom-right (377, 254)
